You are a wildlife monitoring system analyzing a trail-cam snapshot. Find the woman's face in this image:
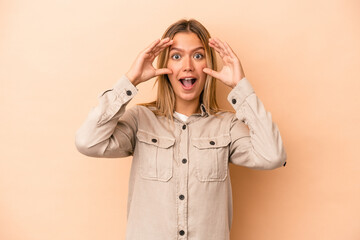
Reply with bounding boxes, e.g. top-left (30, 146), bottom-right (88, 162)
top-left (166, 32), bottom-right (207, 105)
